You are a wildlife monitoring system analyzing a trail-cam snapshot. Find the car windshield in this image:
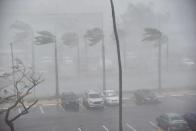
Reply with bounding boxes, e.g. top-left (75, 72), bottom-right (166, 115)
top-left (89, 93), bottom-right (100, 98)
top-left (173, 123), bottom-right (189, 129)
top-left (106, 92), bottom-right (116, 97)
top-left (171, 116), bottom-right (183, 121)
